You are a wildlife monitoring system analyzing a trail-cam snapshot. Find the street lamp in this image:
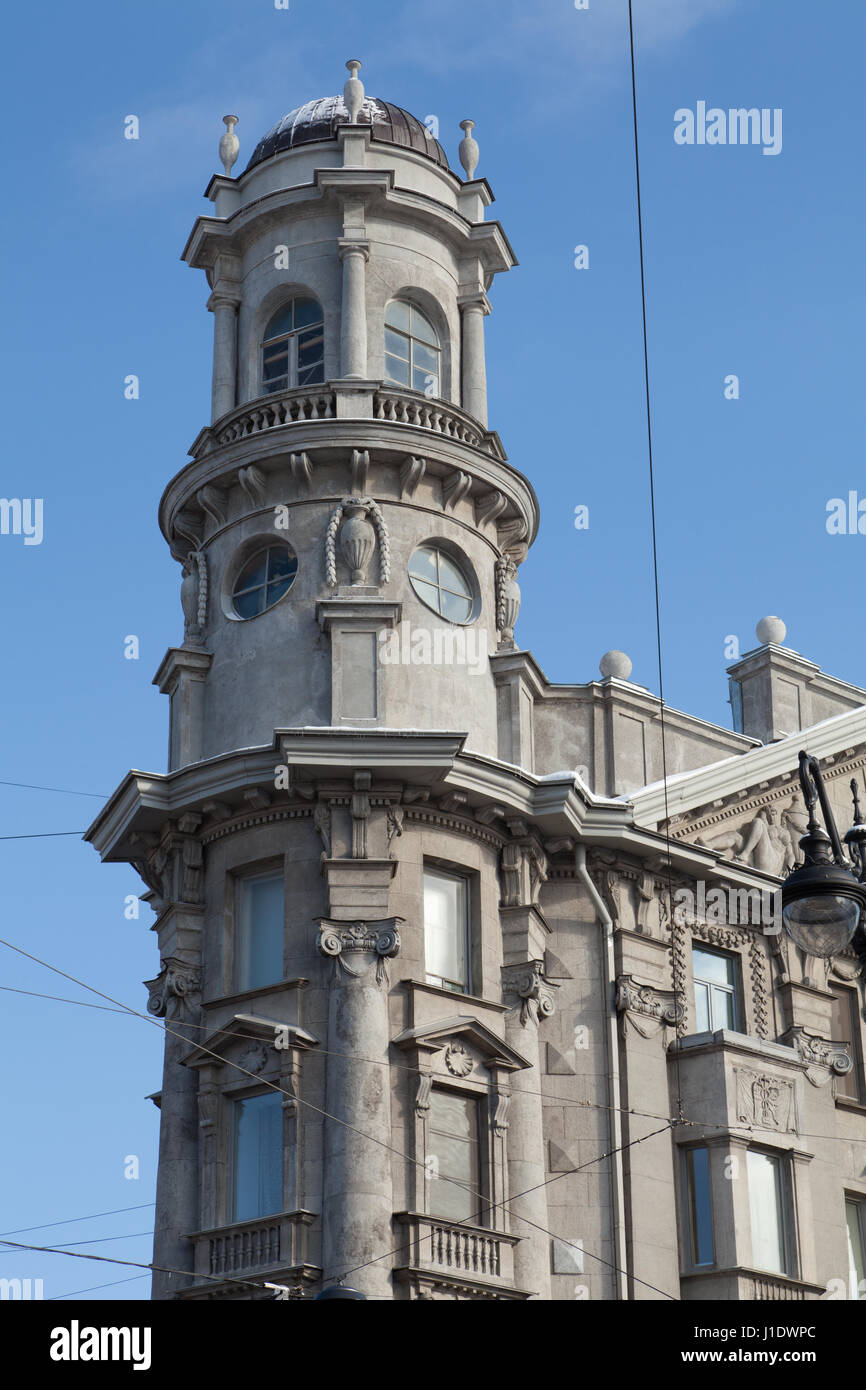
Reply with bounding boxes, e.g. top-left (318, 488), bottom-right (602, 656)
top-left (313, 1284), bottom-right (367, 1300)
top-left (780, 750), bottom-right (866, 959)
